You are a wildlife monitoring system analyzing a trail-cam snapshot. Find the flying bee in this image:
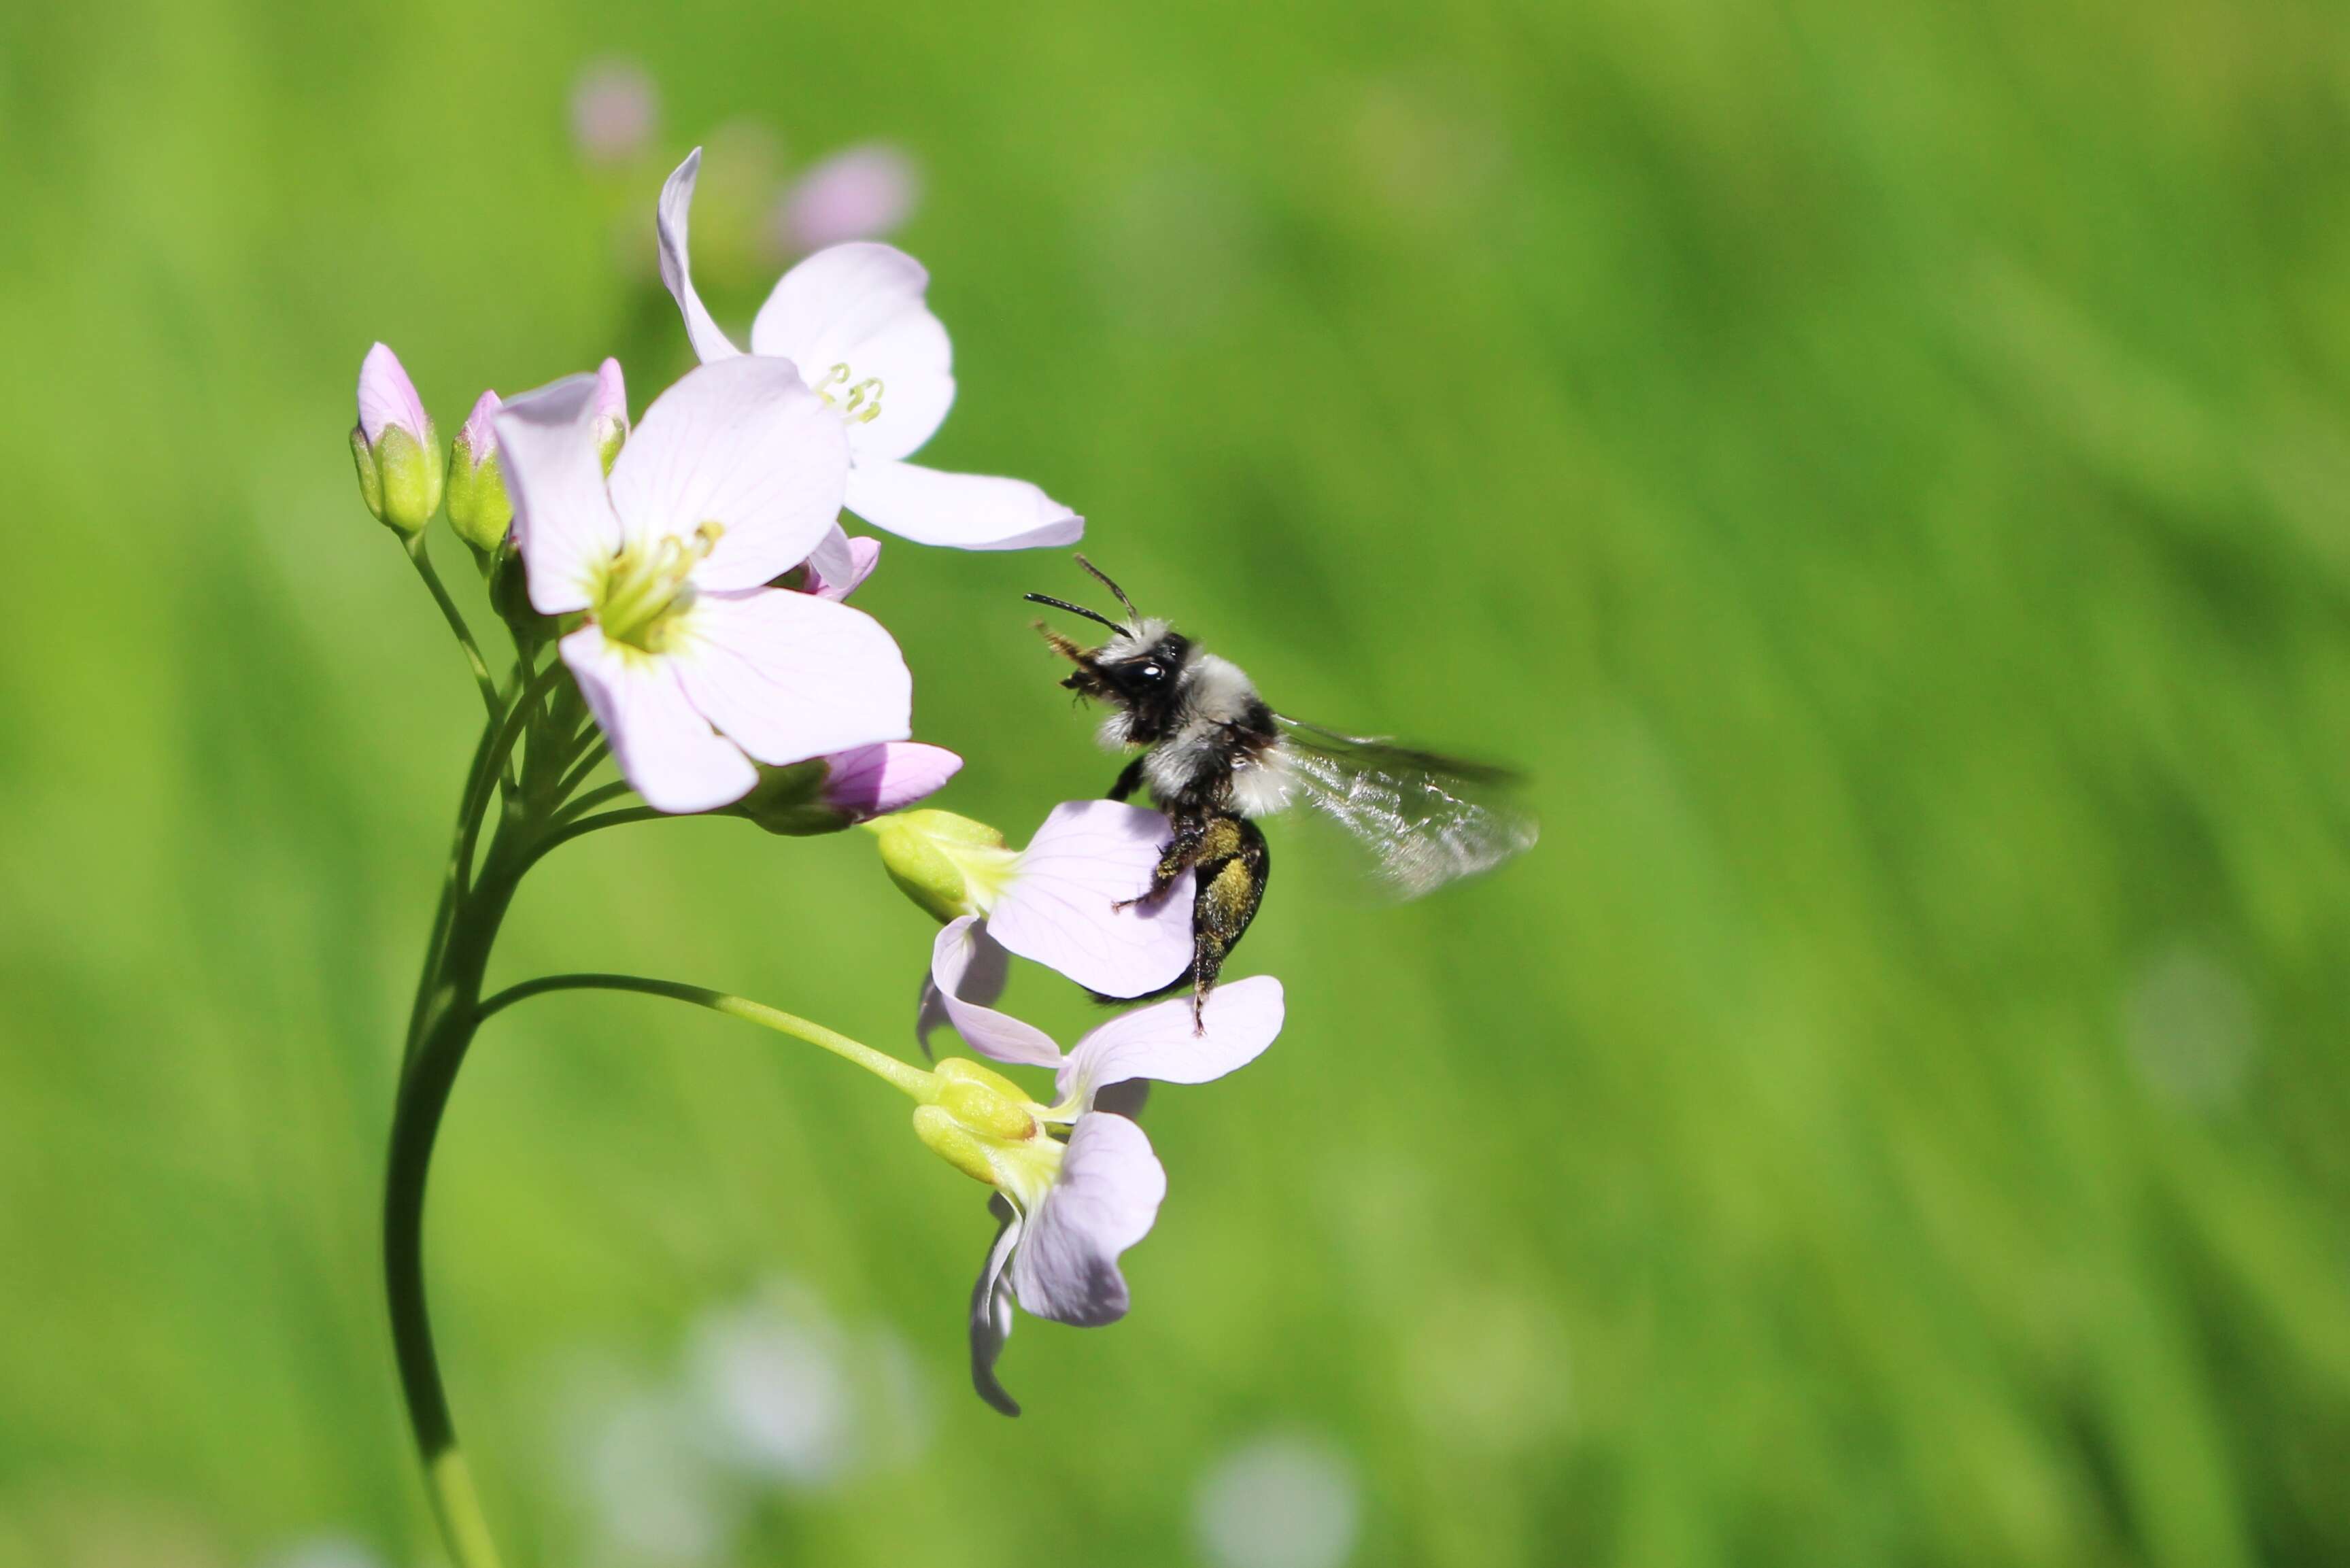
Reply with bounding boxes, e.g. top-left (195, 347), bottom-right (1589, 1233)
top-left (1027, 556), bottom-right (1538, 1025)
